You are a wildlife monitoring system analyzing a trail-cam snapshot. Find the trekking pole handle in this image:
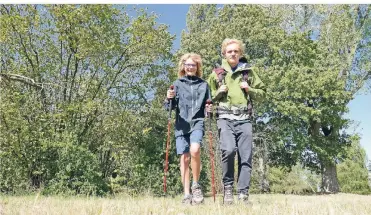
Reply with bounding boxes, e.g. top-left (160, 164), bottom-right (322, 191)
top-left (168, 85), bottom-right (174, 119)
top-left (206, 99), bottom-right (212, 107)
